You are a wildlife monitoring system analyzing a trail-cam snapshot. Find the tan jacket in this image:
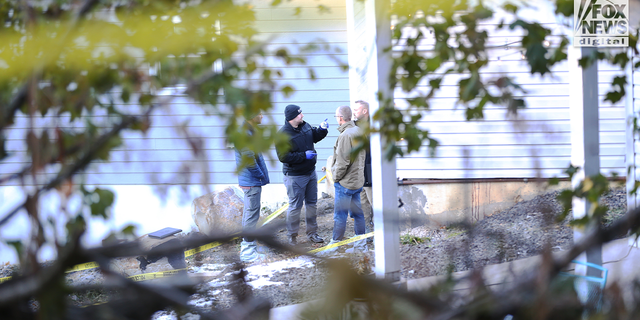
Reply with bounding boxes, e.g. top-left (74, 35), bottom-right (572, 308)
top-left (331, 121), bottom-right (365, 190)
